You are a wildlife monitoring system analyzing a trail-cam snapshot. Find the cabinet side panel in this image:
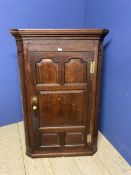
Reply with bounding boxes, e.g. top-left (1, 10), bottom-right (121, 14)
top-left (88, 40), bottom-right (103, 151)
top-left (16, 40), bottom-right (30, 152)
top-left (93, 40), bottom-right (103, 148)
